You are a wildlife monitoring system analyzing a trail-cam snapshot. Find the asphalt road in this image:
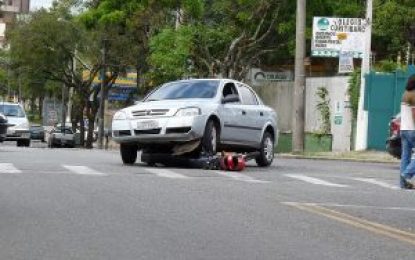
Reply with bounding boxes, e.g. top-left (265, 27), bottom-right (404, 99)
top-left (0, 141), bottom-right (414, 260)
